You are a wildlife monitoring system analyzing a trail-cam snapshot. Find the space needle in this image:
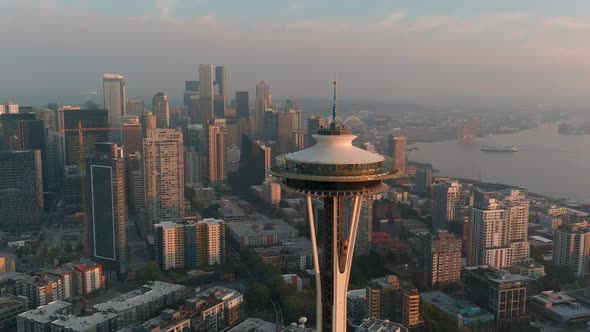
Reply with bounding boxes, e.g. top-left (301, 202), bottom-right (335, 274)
top-left (269, 81), bottom-right (400, 331)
